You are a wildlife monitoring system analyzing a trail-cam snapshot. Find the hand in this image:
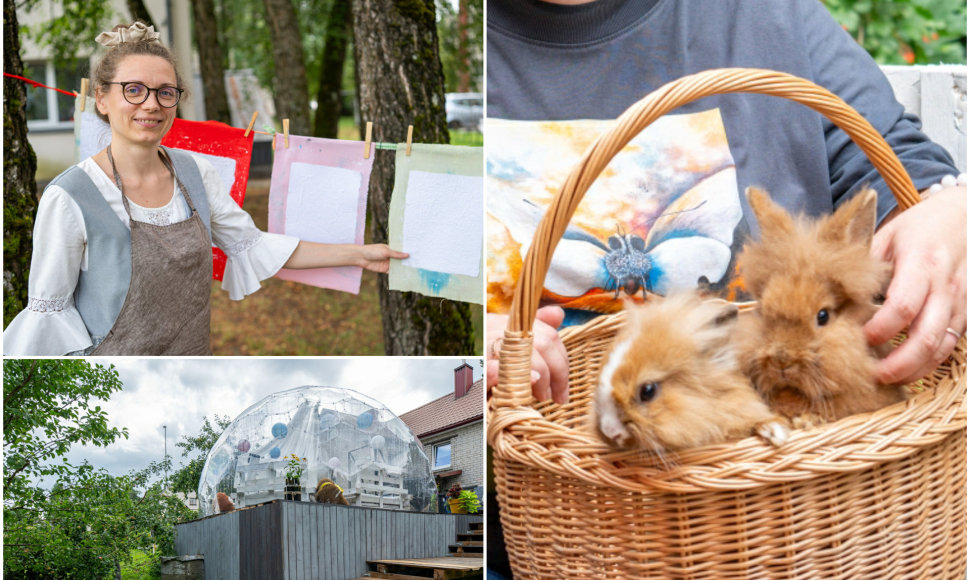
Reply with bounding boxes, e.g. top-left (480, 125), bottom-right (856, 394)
top-left (866, 186), bottom-right (967, 384)
top-left (357, 244), bottom-right (409, 273)
top-left (486, 306), bottom-right (570, 404)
